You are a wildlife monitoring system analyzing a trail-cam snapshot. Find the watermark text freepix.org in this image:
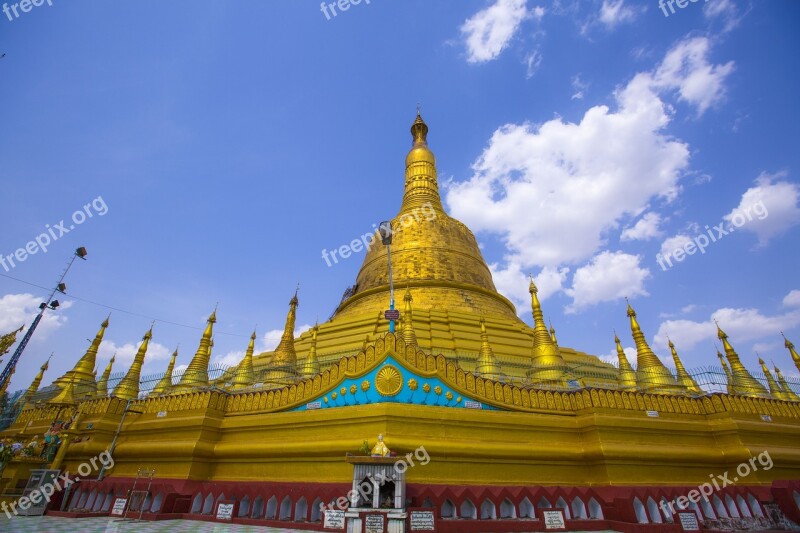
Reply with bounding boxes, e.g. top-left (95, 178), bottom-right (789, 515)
top-left (0, 196), bottom-right (108, 273)
top-left (658, 0), bottom-right (708, 18)
top-left (656, 200), bottom-right (767, 272)
top-left (659, 450), bottom-right (772, 516)
top-left (1, 449), bottom-right (114, 518)
top-left (321, 202), bottom-right (436, 268)
top-left (320, 0), bottom-right (371, 21)
top-left (321, 445), bottom-right (430, 512)
top-left (2, 0), bottom-right (53, 22)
